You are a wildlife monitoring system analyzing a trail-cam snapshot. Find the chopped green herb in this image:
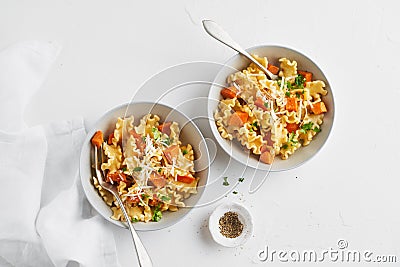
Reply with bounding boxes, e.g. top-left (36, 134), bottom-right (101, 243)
top-left (252, 122), bottom-right (258, 128)
top-left (296, 92), bottom-right (301, 99)
top-left (182, 149), bottom-right (188, 155)
top-left (238, 177), bottom-right (244, 183)
top-left (161, 137), bottom-right (171, 146)
top-left (294, 74), bottom-right (306, 89)
top-left (282, 144), bottom-right (289, 149)
top-left (133, 167), bottom-right (142, 172)
top-left (289, 132), bottom-right (298, 144)
top-left (222, 177), bottom-right (229, 186)
top-left (277, 80), bottom-right (282, 86)
top-left (232, 191), bottom-right (238, 194)
top-left (160, 195), bottom-right (171, 202)
top-left (158, 168), bottom-right (162, 173)
top-left (132, 217), bottom-right (139, 223)
top-left (141, 194), bottom-right (149, 199)
top-left (151, 203), bottom-right (162, 222)
top-left (151, 127), bottom-right (161, 140)
top-left (264, 102), bottom-right (269, 108)
top-left (122, 167), bottom-right (127, 172)
top-left (300, 122), bottom-right (314, 134)
top-left (313, 127), bottom-right (321, 133)
top-left (286, 81), bottom-right (293, 90)
top-left (285, 91), bottom-right (291, 97)
top-left (142, 136), bottom-right (147, 142)
top-left (152, 208), bottom-right (162, 222)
